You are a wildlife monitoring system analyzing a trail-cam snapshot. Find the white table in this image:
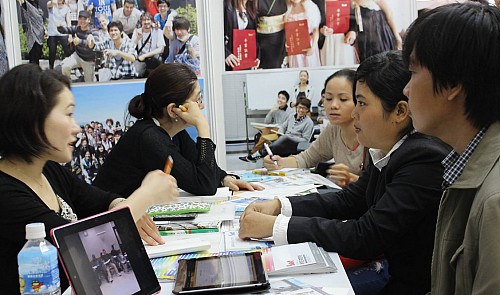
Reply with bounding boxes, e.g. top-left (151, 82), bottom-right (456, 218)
top-left (156, 251), bottom-right (354, 295)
